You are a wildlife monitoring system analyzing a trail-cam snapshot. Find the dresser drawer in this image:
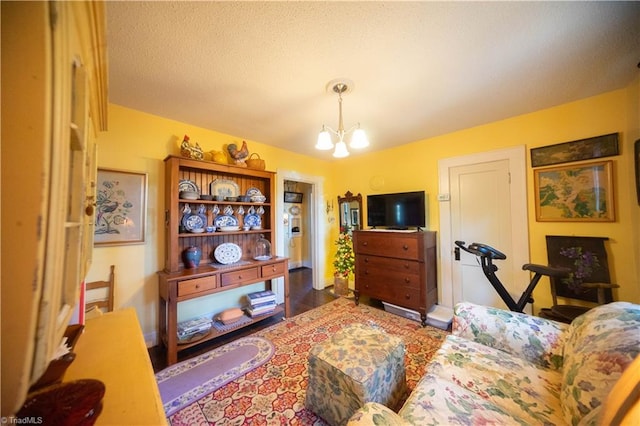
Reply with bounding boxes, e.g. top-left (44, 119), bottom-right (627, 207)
top-left (356, 274), bottom-right (421, 310)
top-left (178, 275), bottom-right (217, 297)
top-left (354, 232), bottom-right (420, 260)
top-left (221, 267), bottom-right (259, 287)
top-left (356, 257), bottom-right (421, 290)
top-left (357, 255), bottom-right (420, 275)
top-left (261, 262), bottom-right (285, 279)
